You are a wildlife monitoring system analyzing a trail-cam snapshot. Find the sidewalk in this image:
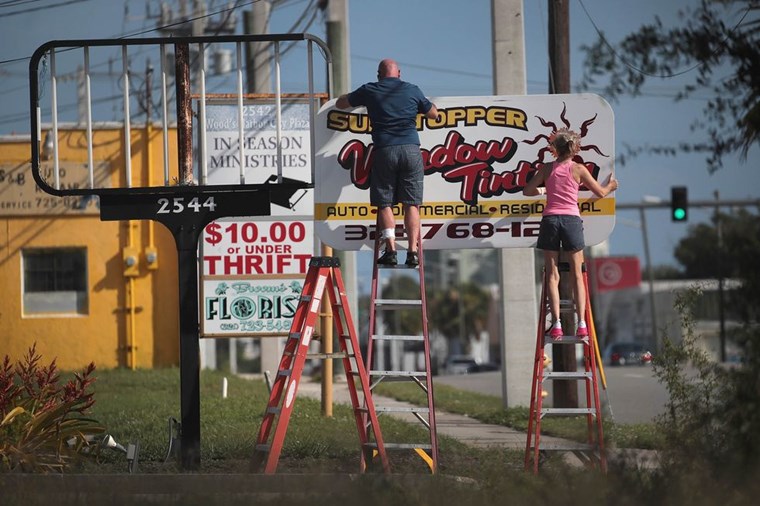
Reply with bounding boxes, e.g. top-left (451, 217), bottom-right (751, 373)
top-left (293, 377), bottom-right (659, 469)
top-left (295, 377), bottom-right (573, 450)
